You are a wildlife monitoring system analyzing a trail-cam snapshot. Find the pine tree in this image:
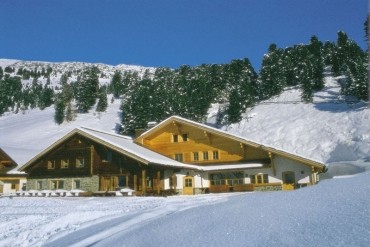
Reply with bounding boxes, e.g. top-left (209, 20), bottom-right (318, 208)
top-left (96, 86), bottom-right (108, 112)
top-left (226, 89), bottom-right (243, 123)
top-left (308, 36), bottom-right (325, 91)
top-left (75, 66), bottom-right (100, 113)
top-left (0, 67), bottom-right (3, 80)
top-left (39, 84), bottom-right (54, 110)
top-left (54, 96), bottom-right (65, 125)
top-left (259, 44), bottom-right (286, 99)
top-left (109, 71), bottom-right (123, 98)
top-left (60, 72), bottom-right (69, 85)
top-left (65, 102), bottom-right (75, 122)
